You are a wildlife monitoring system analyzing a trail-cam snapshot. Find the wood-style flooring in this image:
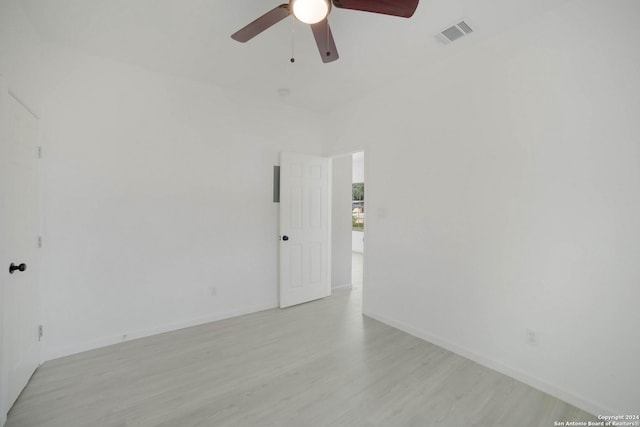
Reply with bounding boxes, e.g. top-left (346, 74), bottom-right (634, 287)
top-left (6, 254), bottom-right (595, 426)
